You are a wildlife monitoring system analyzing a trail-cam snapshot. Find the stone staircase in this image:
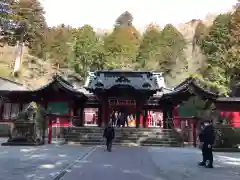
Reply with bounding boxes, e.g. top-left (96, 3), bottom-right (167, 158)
top-left (63, 127), bottom-right (183, 147)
